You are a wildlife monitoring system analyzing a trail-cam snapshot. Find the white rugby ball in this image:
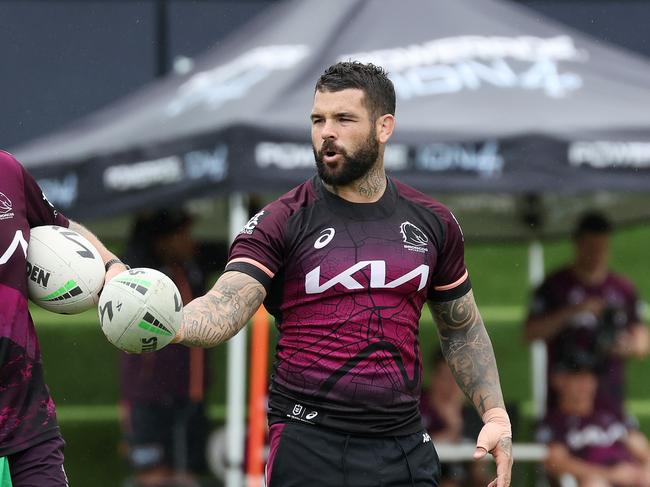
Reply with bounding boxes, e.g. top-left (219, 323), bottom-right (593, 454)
top-left (98, 267), bottom-right (182, 353)
top-left (27, 225), bottom-right (105, 314)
